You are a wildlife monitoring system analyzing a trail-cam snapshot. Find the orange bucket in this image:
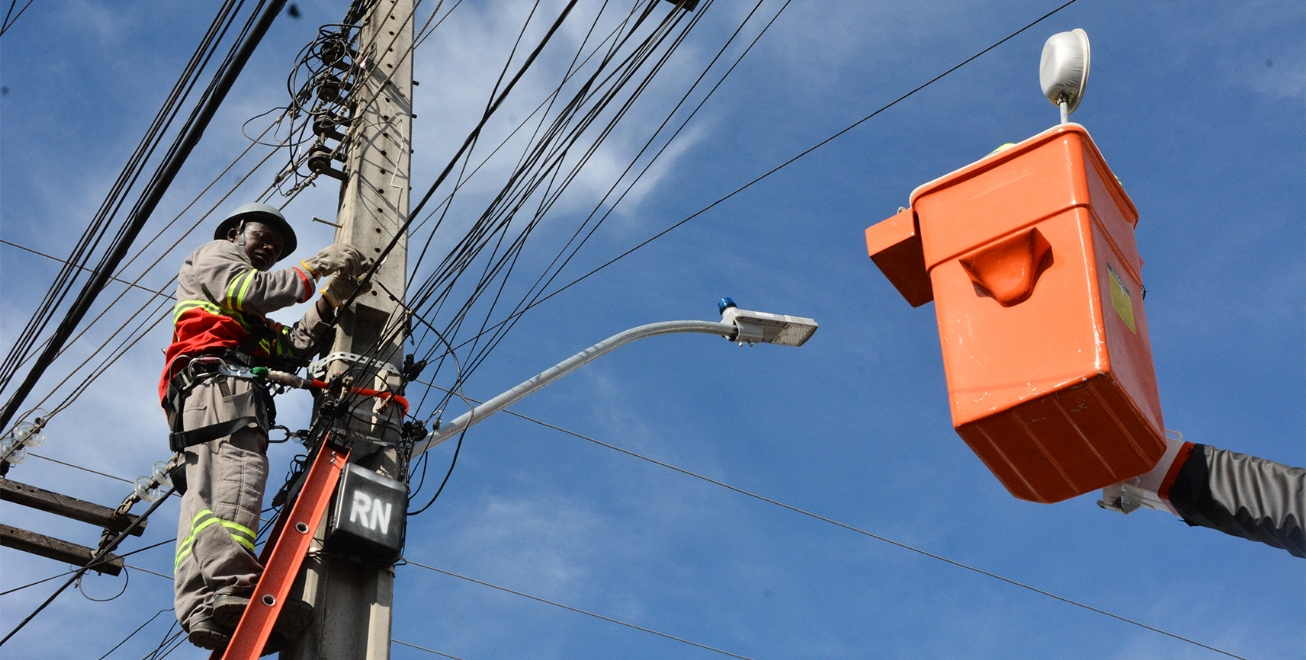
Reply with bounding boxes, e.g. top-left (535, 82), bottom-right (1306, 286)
top-left (866, 124), bottom-right (1165, 503)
